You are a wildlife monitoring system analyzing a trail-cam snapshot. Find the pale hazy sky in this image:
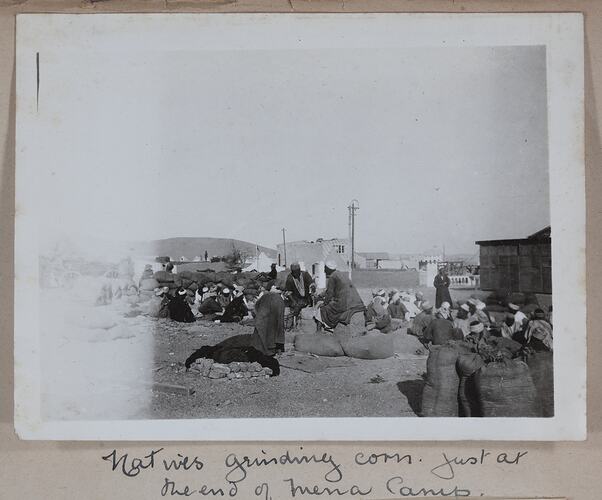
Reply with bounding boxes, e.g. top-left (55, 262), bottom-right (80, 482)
top-left (37, 45), bottom-right (548, 255)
